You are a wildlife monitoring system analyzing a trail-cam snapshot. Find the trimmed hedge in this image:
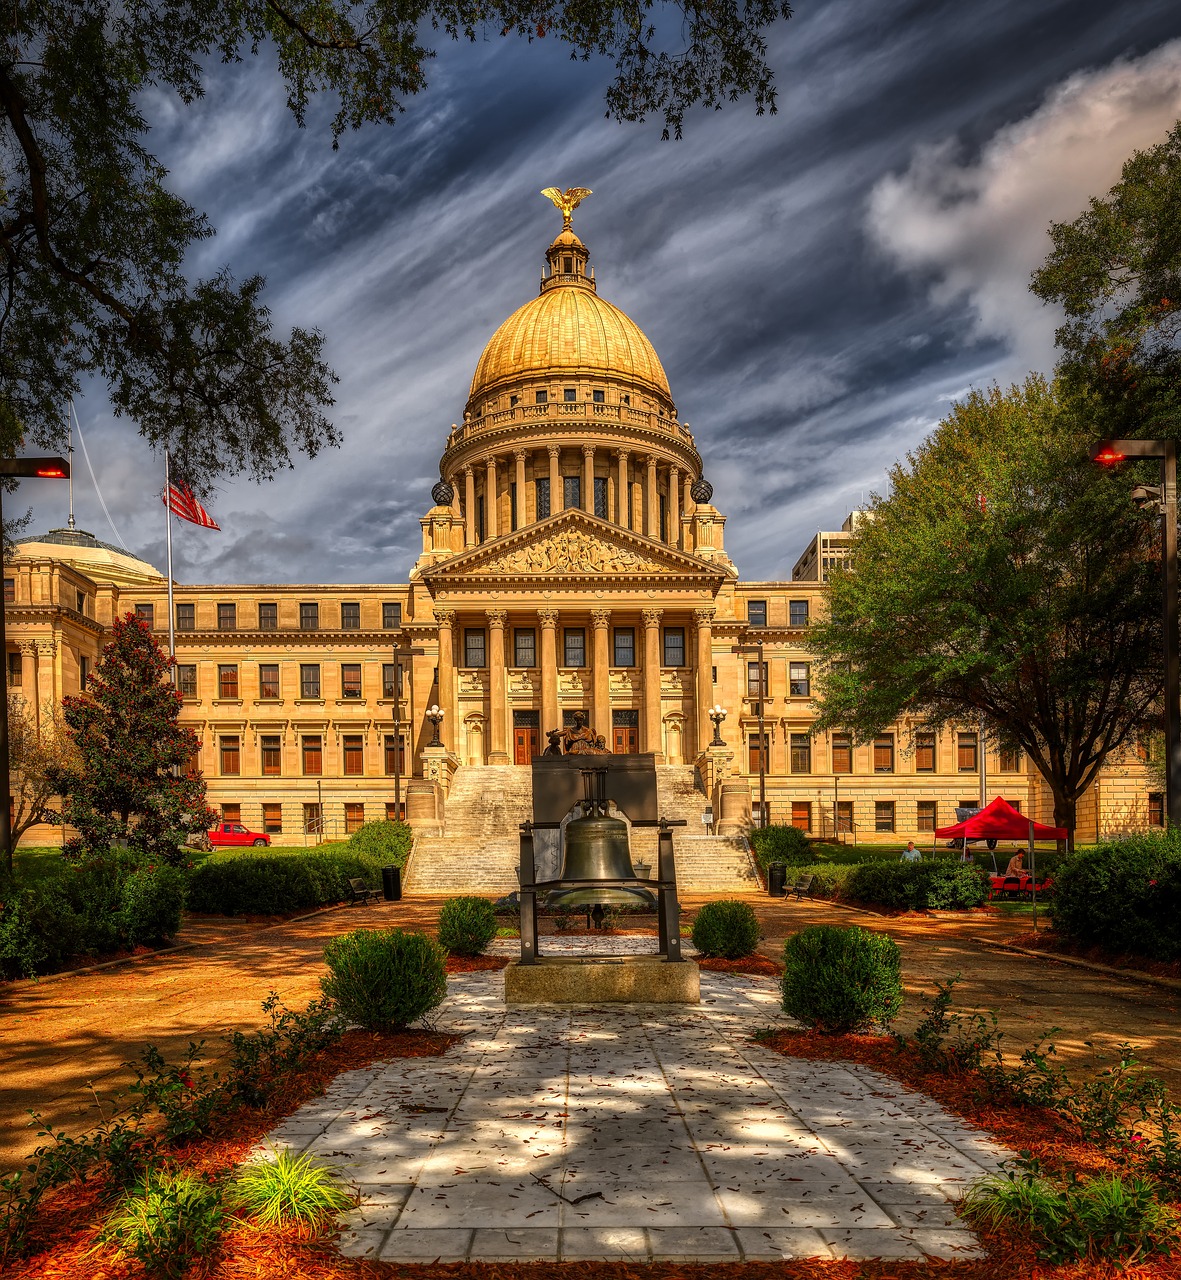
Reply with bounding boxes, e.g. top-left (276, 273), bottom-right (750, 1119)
top-left (749, 824), bottom-right (813, 869)
top-left (186, 851), bottom-right (381, 916)
top-left (437, 897), bottom-right (497, 956)
top-left (1052, 832), bottom-right (1181, 961)
top-left (347, 820), bottom-right (412, 867)
top-left (782, 924), bottom-right (903, 1032)
top-left (771, 864), bottom-right (856, 899)
top-left (841, 861), bottom-right (987, 910)
top-left (691, 899), bottom-right (760, 958)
